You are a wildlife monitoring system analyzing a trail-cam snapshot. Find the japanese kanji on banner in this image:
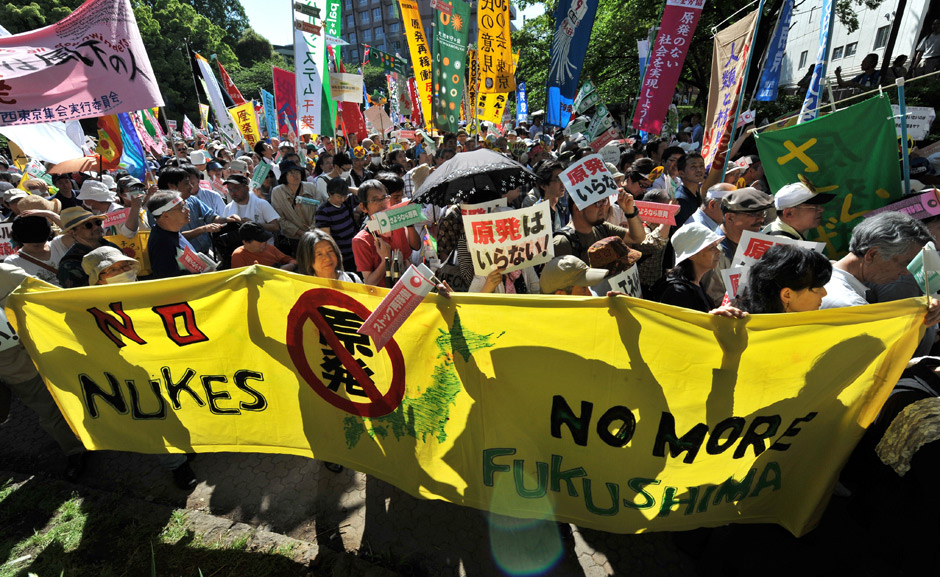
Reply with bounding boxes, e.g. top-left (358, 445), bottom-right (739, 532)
top-left (462, 203), bottom-right (554, 275)
top-left (273, 66), bottom-right (298, 139)
top-left (229, 102), bottom-right (260, 148)
top-left (731, 231), bottom-right (825, 268)
top-left (398, 0), bottom-right (434, 129)
top-left (559, 154), bottom-right (619, 210)
top-left (294, 0), bottom-right (328, 135)
top-left (322, 0), bottom-right (342, 136)
top-left (477, 0), bottom-right (515, 93)
top-left (632, 0), bottom-right (706, 135)
top-left (754, 96), bottom-right (903, 257)
top-left (700, 10), bottom-right (758, 171)
top-left (0, 0), bottom-right (164, 127)
top-left (432, 0), bottom-right (470, 133)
